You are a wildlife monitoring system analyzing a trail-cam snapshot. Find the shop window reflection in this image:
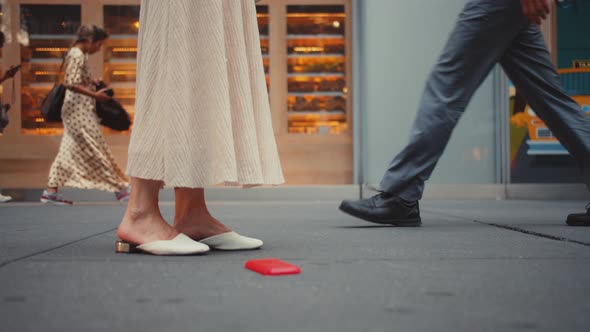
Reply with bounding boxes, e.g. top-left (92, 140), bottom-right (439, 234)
top-left (0, 4), bottom-right (4, 111)
top-left (20, 5), bottom-right (80, 135)
top-left (257, 5), bottom-right (270, 90)
top-left (287, 5), bottom-right (347, 135)
top-left (103, 5), bottom-right (140, 135)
